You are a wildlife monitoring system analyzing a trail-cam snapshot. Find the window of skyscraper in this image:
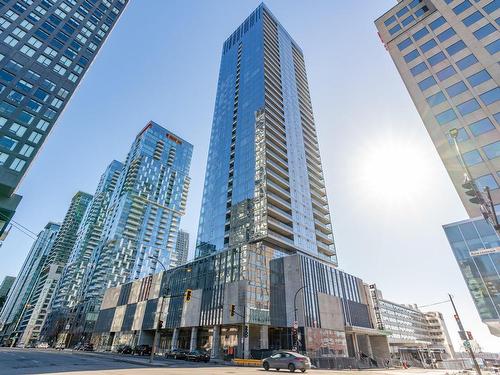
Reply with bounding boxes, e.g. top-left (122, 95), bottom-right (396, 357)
top-left (398, 38), bottom-right (412, 51)
top-left (485, 39), bottom-right (500, 54)
top-left (462, 149), bottom-right (483, 166)
top-left (436, 108), bottom-right (457, 124)
top-left (446, 81), bottom-right (468, 97)
top-left (467, 69), bottom-right (492, 86)
top-left (389, 24), bottom-right (402, 35)
top-left (456, 54), bottom-right (478, 70)
top-left (475, 174), bottom-right (499, 190)
top-left (463, 11), bottom-right (484, 26)
top-left (446, 40), bottom-right (466, 55)
top-left (410, 62), bottom-right (428, 76)
top-left (436, 65), bottom-right (457, 81)
top-left (482, 140), bottom-right (500, 159)
top-left (413, 27), bottom-right (429, 41)
top-left (421, 39), bottom-right (437, 52)
top-left (469, 117), bottom-right (496, 136)
top-left (453, 0), bottom-right (472, 15)
top-left (457, 98), bottom-right (481, 116)
top-left (429, 16), bottom-right (446, 30)
top-left (404, 49), bottom-right (420, 62)
top-left (418, 75), bottom-right (437, 90)
top-left (484, 0), bottom-right (500, 14)
top-left (426, 91), bottom-right (447, 107)
top-left (428, 51), bottom-right (446, 65)
top-left (437, 27), bottom-right (457, 42)
top-left (396, 7), bottom-right (409, 18)
top-left (384, 15), bottom-right (396, 26)
top-left (473, 23), bottom-right (496, 40)
top-left (479, 87), bottom-right (500, 106)
top-left (402, 15), bottom-right (415, 27)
